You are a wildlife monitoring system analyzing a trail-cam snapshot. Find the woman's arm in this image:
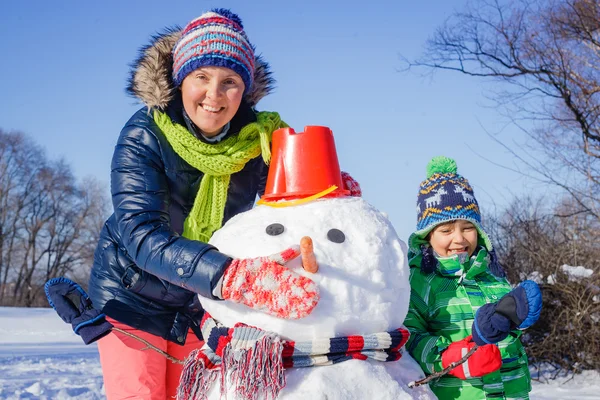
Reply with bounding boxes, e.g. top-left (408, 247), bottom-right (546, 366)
top-left (111, 121), bottom-right (229, 299)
